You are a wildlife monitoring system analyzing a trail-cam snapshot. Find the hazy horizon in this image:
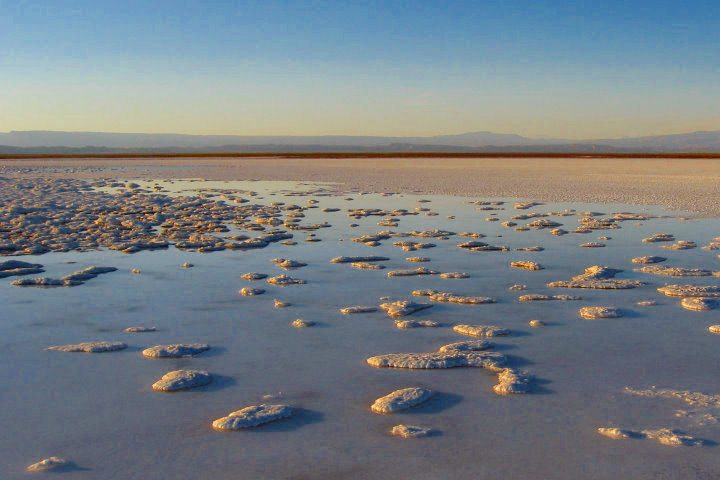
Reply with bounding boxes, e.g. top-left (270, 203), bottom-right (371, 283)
top-left (2, 1), bottom-right (719, 138)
